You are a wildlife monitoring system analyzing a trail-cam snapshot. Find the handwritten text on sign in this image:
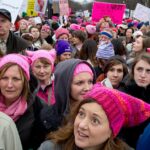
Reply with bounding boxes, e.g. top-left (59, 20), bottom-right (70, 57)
top-left (133, 3), bottom-right (150, 22)
top-left (92, 2), bottom-right (126, 24)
